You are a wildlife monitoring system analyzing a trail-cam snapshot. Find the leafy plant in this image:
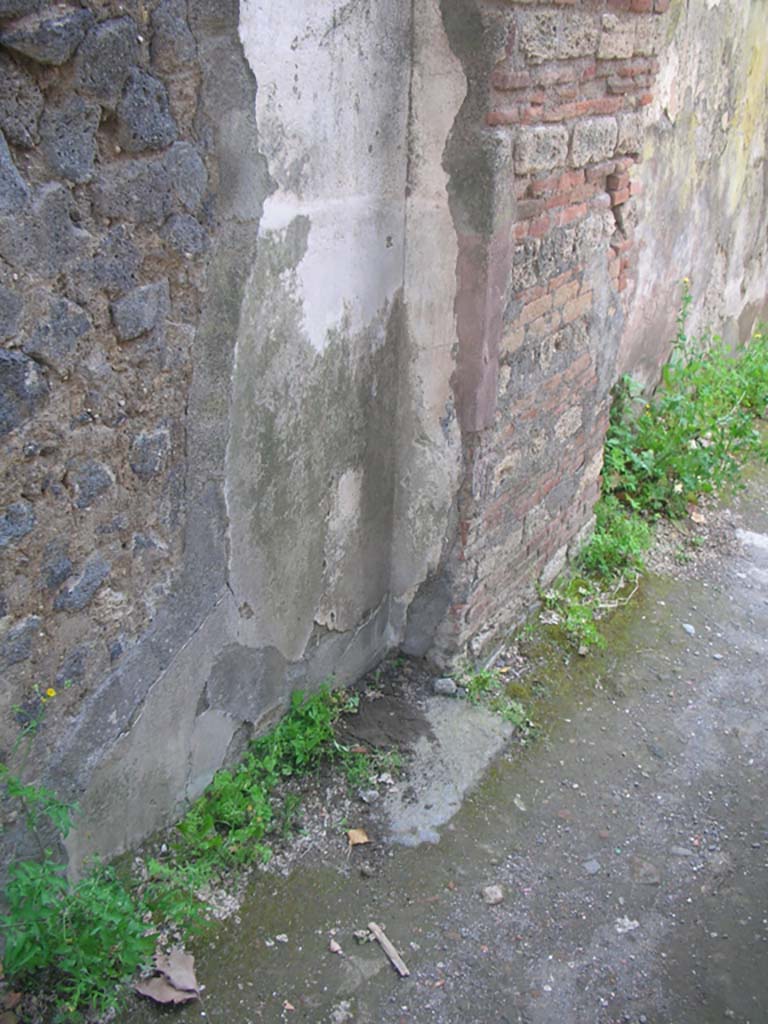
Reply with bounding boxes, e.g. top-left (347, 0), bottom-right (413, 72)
top-left (578, 495), bottom-right (651, 579)
top-left (173, 686), bottom-right (344, 870)
top-left (1, 681), bottom-right (400, 1018)
top-left (171, 683), bottom-right (403, 873)
top-left (460, 666), bottom-right (534, 735)
top-left (0, 685), bottom-right (156, 1021)
top-left (341, 746), bottom-right (402, 790)
top-left (542, 281), bottom-right (768, 651)
top-left (2, 860), bottom-right (155, 1020)
top-left (603, 290), bottom-right (768, 518)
